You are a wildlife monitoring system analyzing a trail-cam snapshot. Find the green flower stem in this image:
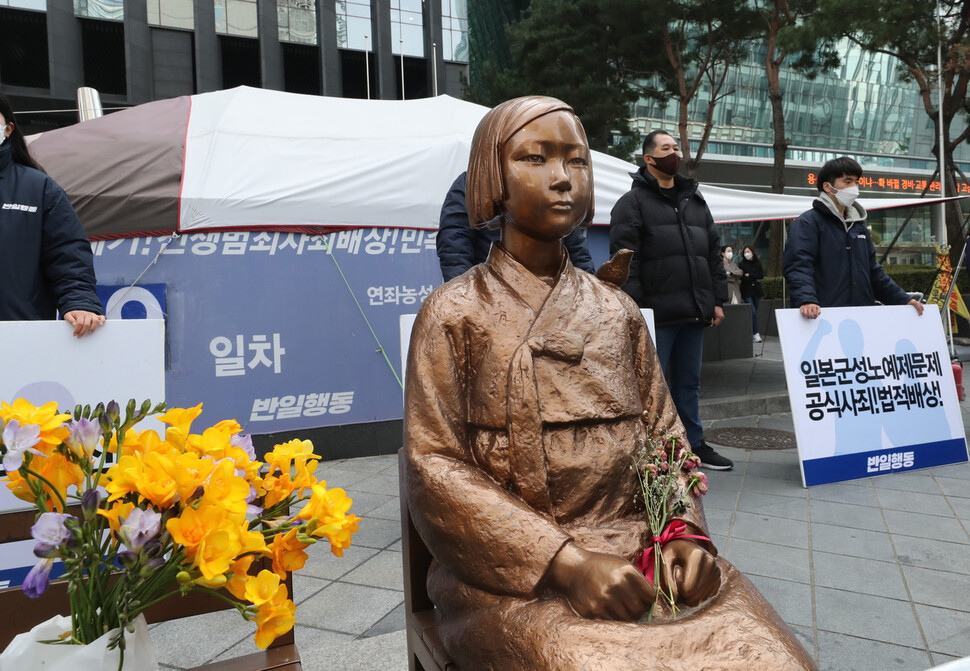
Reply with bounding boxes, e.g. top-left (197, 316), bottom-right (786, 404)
top-left (22, 466), bottom-right (68, 511)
